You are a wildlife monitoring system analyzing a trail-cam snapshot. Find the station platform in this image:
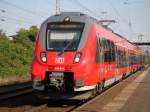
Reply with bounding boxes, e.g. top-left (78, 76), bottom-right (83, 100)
top-left (72, 66), bottom-right (150, 112)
